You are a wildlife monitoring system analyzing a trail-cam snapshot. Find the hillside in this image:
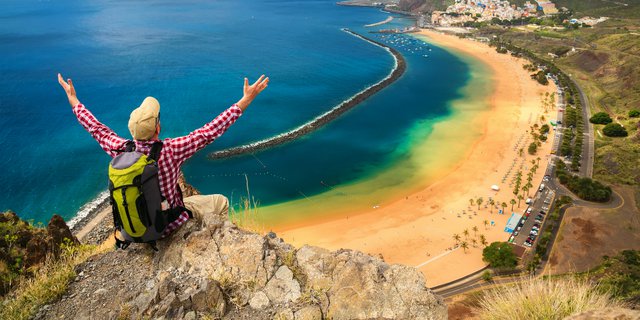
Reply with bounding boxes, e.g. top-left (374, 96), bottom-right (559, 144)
top-left (474, 7), bottom-right (640, 186)
top-left (1, 209), bottom-right (447, 320)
